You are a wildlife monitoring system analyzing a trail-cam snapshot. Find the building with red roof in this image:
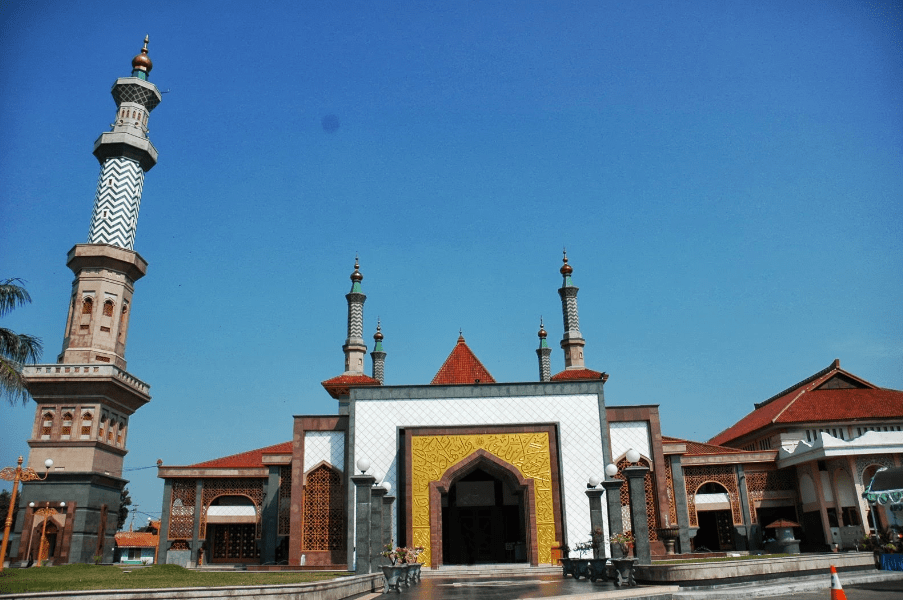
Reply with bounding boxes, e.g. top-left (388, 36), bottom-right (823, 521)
top-left (155, 254), bottom-right (903, 571)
